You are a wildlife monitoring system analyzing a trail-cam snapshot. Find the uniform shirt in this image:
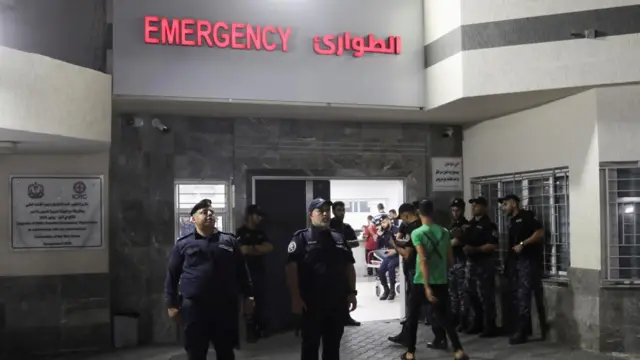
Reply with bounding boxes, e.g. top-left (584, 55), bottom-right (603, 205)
top-left (508, 210), bottom-right (543, 260)
top-left (411, 224), bottom-right (451, 285)
top-left (449, 217), bottom-right (469, 264)
top-left (376, 225), bottom-right (398, 249)
top-left (465, 215), bottom-right (499, 262)
top-left (236, 225), bottom-right (269, 274)
top-left (287, 227), bottom-right (355, 307)
top-left (330, 218), bottom-right (358, 245)
top-left (164, 231), bottom-right (252, 308)
top-left (396, 220), bottom-right (420, 272)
